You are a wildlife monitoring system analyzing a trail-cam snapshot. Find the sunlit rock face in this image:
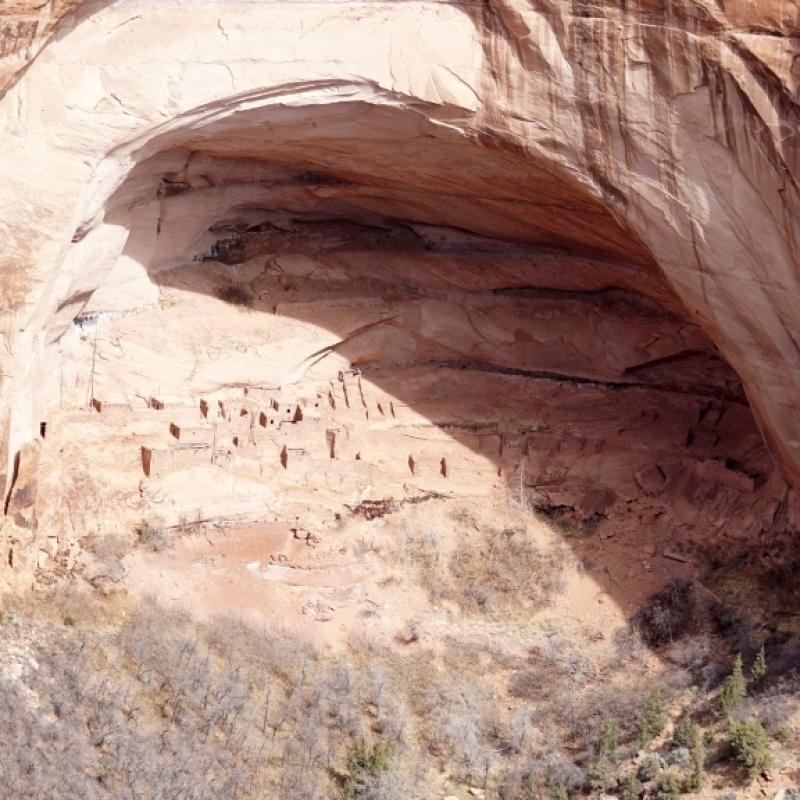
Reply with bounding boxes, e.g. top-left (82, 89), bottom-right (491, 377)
top-left (0, 1), bottom-right (84, 94)
top-left (0, 0), bottom-right (799, 549)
